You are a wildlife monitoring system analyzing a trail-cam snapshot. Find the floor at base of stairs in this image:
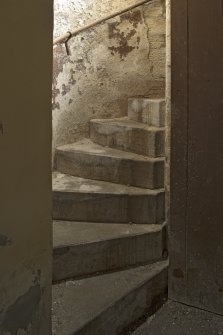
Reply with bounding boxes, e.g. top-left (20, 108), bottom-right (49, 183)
top-left (132, 300), bottom-right (223, 335)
